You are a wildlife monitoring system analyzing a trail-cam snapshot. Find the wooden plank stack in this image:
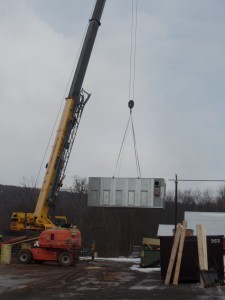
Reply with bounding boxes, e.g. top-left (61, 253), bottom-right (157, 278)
top-left (196, 224), bottom-right (208, 286)
top-left (173, 220), bottom-right (187, 285)
top-left (164, 221), bottom-right (187, 286)
top-left (164, 221), bottom-right (210, 286)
